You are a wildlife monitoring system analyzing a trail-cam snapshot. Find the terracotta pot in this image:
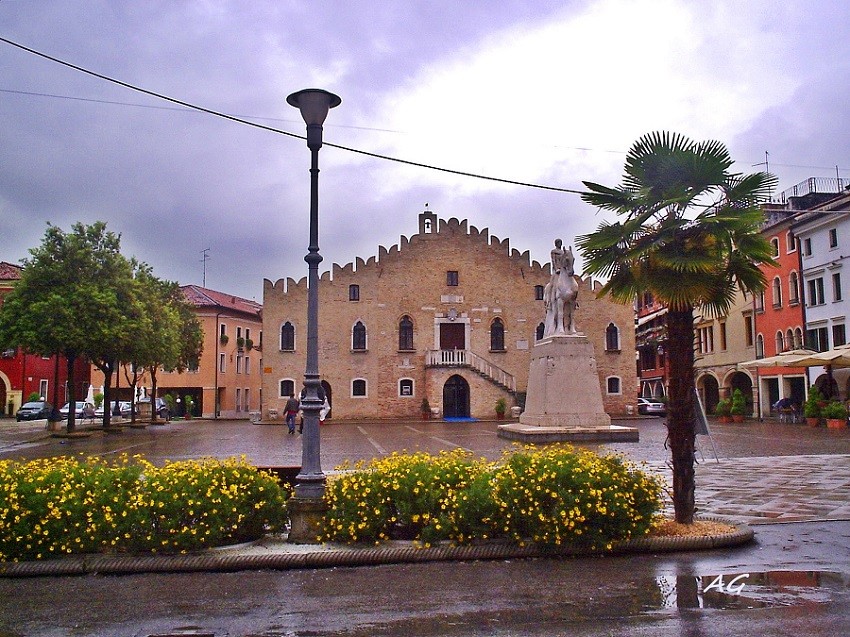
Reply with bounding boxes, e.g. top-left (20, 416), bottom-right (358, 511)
top-left (827, 418), bottom-right (847, 429)
top-left (807, 417), bottom-right (820, 427)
